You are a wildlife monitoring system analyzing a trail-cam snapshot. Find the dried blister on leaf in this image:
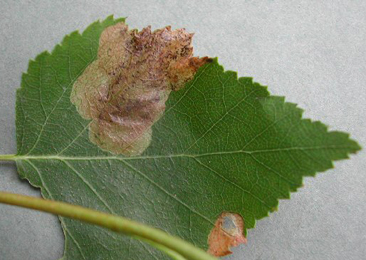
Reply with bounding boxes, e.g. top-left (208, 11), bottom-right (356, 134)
top-left (208, 212), bottom-right (247, 257)
top-left (71, 22), bottom-right (209, 155)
